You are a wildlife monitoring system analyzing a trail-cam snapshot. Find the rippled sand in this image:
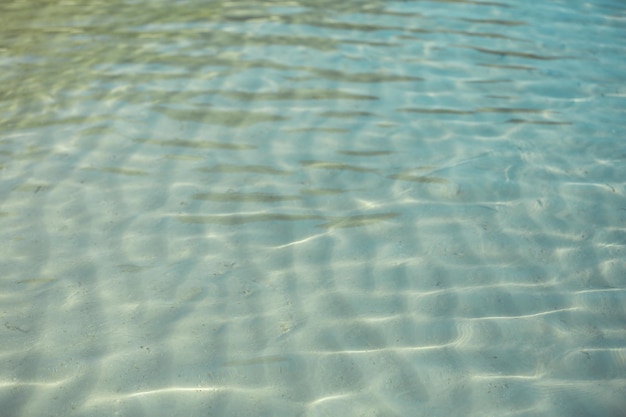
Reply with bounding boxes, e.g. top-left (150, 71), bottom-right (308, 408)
top-left (1, 0), bottom-right (625, 416)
